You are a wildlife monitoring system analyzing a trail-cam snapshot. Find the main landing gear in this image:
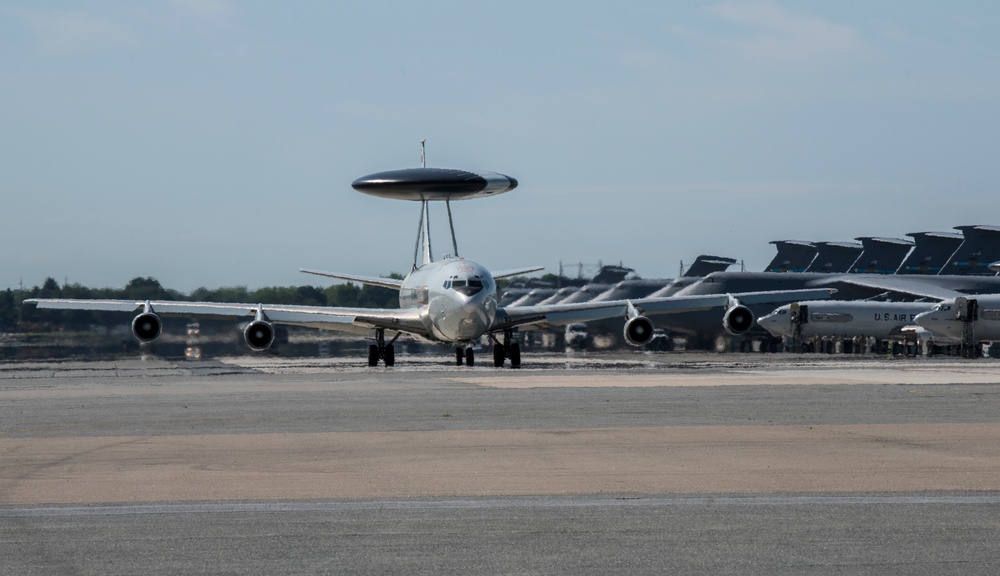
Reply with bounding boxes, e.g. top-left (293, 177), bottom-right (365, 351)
top-left (489, 329), bottom-right (521, 369)
top-left (368, 328), bottom-right (400, 367)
